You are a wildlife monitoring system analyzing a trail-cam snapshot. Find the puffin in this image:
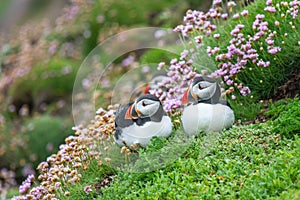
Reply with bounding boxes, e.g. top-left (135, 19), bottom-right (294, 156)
top-left (114, 94), bottom-right (172, 147)
top-left (181, 76), bottom-right (234, 135)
